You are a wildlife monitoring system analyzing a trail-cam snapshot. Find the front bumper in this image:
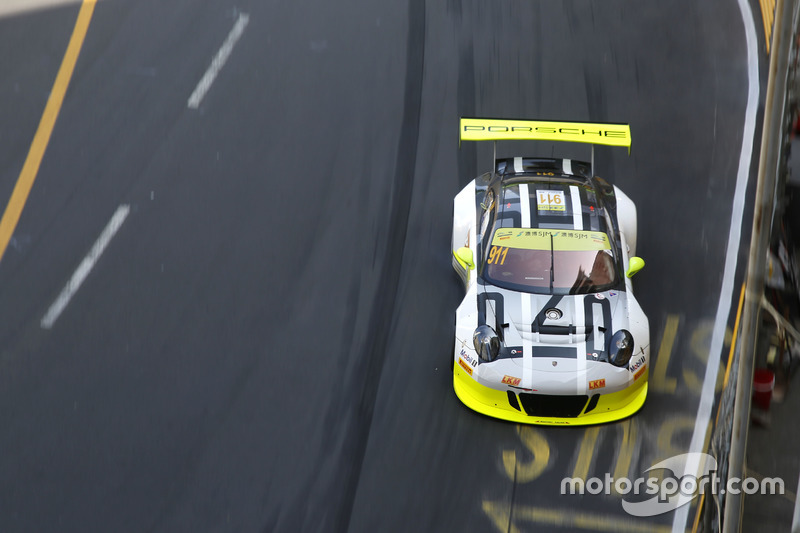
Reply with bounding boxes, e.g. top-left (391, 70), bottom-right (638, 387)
top-left (453, 362), bottom-right (648, 426)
